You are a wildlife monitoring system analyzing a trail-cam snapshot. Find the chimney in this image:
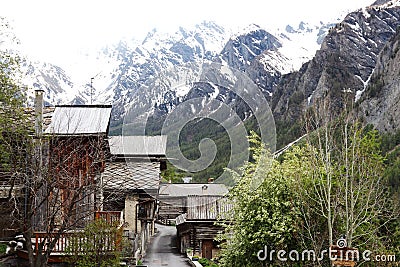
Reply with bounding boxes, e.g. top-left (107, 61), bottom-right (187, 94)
top-left (34, 89), bottom-right (44, 138)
